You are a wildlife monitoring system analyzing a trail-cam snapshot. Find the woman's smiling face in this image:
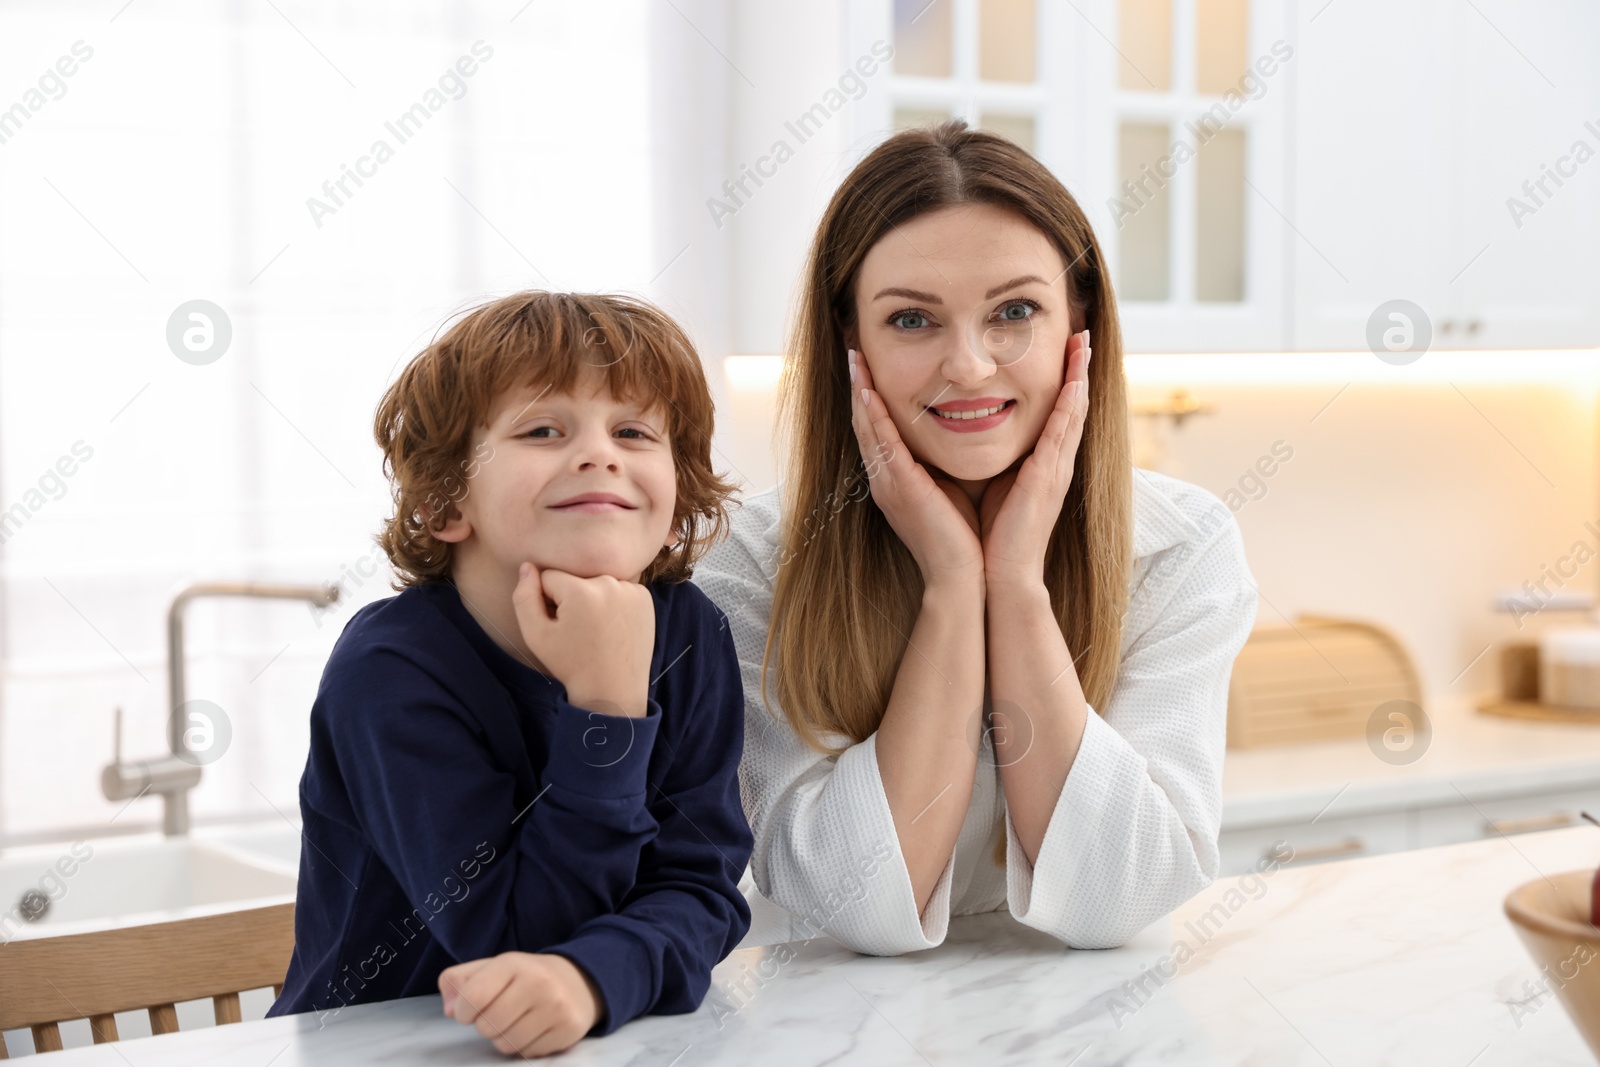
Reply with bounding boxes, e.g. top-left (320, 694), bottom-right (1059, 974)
top-left (849, 201), bottom-right (1078, 497)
